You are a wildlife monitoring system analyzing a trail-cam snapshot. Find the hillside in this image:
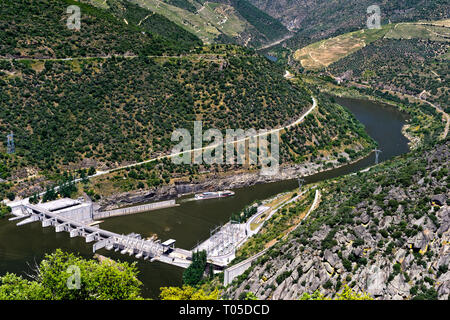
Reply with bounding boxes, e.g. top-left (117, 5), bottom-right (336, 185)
top-left (289, 20), bottom-right (449, 109)
top-left (83, 0), bottom-right (289, 47)
top-left (0, 0), bottom-right (193, 59)
top-left (249, 0), bottom-right (449, 49)
top-left (81, 0), bottom-right (202, 49)
top-left (328, 26), bottom-right (449, 107)
top-left (0, 53), bottom-right (311, 174)
top-left (226, 138), bottom-right (450, 300)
